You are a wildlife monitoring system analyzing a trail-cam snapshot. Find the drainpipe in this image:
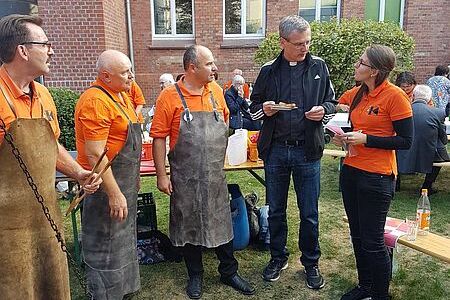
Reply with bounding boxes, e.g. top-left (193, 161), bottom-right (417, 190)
top-left (125, 0), bottom-right (135, 73)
